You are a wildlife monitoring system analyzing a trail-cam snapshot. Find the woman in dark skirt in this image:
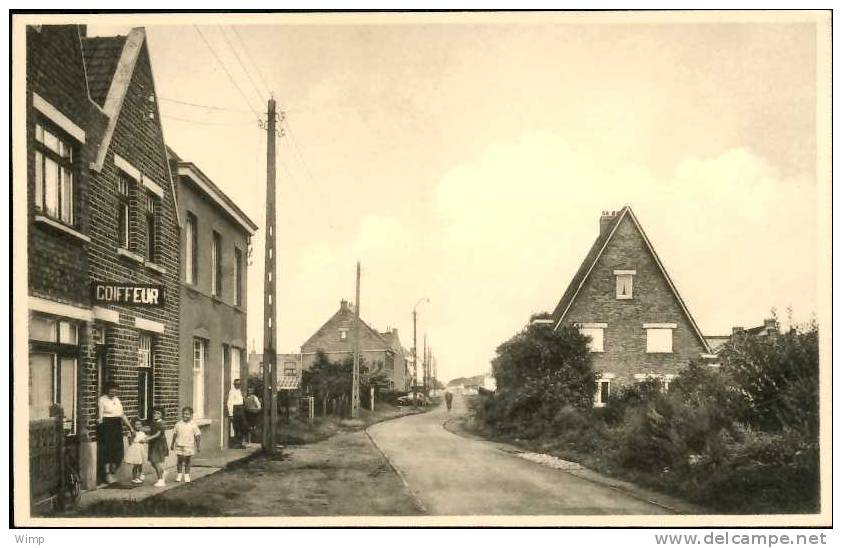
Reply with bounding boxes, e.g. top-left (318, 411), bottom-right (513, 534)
top-left (97, 382), bottom-right (134, 484)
